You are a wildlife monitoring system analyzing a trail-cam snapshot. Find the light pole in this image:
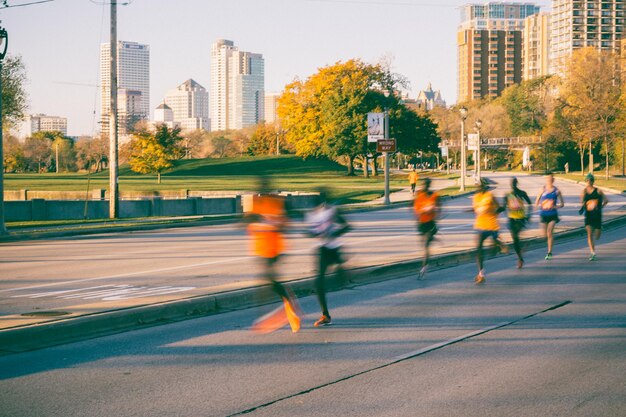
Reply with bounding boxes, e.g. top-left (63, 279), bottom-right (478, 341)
top-left (459, 106), bottom-right (468, 192)
top-left (0, 26), bottom-right (8, 235)
top-left (475, 119), bottom-right (482, 182)
top-left (383, 91), bottom-right (391, 205)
